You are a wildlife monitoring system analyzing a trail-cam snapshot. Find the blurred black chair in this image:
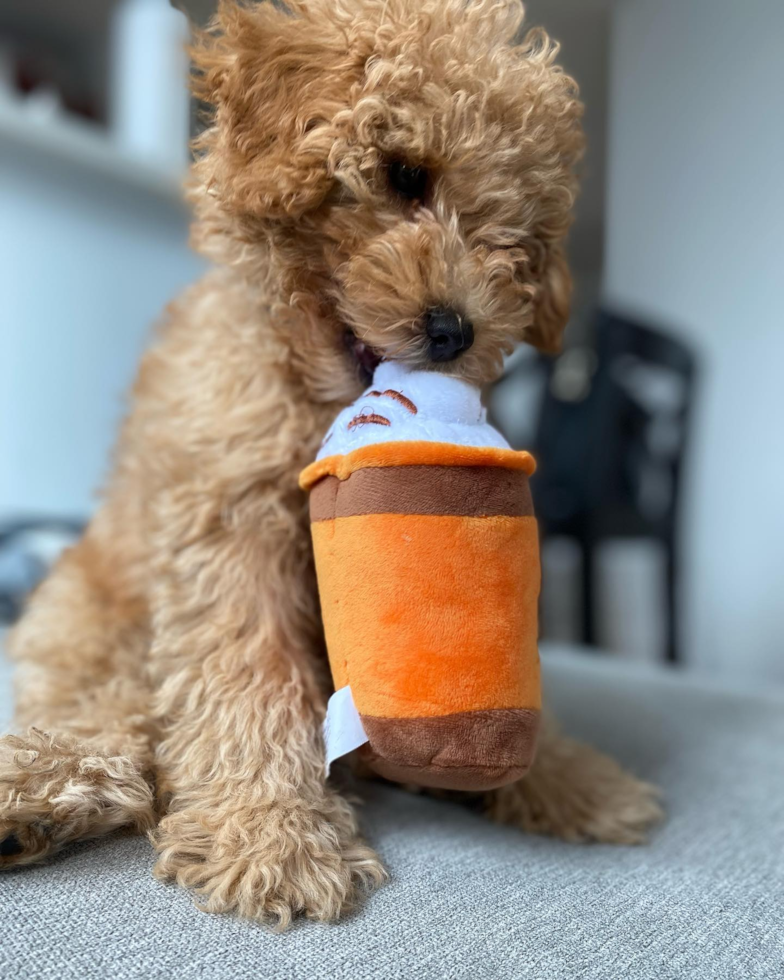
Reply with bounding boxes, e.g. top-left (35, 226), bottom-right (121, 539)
top-left (531, 309), bottom-right (696, 663)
